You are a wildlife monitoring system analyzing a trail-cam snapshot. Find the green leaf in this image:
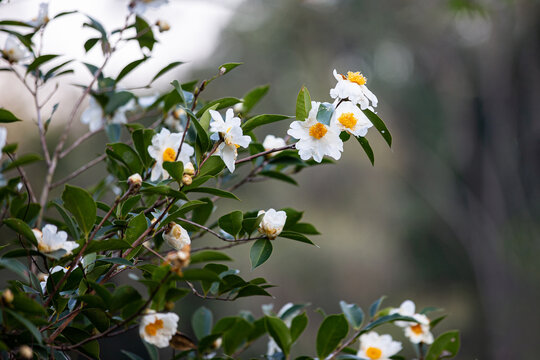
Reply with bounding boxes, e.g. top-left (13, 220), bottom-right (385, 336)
top-left (198, 156), bottom-right (225, 177)
top-left (2, 153), bottom-right (42, 172)
top-left (170, 80), bottom-right (186, 106)
top-left (134, 16), bottom-right (155, 51)
top-left (425, 330), bottom-right (460, 360)
top-left (218, 211), bottom-right (243, 237)
top-left (183, 108), bottom-right (209, 152)
top-left (218, 62), bottom-right (242, 75)
top-left (62, 185), bottom-right (96, 236)
top-left (242, 214), bottom-right (264, 235)
top-left (151, 61), bottom-right (184, 83)
top-left (49, 202), bottom-right (78, 238)
top-left (162, 161), bottom-right (184, 184)
top-left (190, 251), bottom-right (232, 265)
top-left (289, 222), bottom-right (320, 235)
top-left (125, 212), bottom-right (147, 245)
top-left (242, 85), bottom-right (269, 114)
top-left (235, 284), bottom-right (271, 298)
top-left (106, 142), bottom-right (142, 173)
top-left (63, 326), bottom-right (100, 358)
top-left (191, 198), bottom-right (213, 226)
top-left (117, 57), bottom-right (147, 83)
top-left (241, 114), bottom-right (291, 133)
top-left (140, 185), bottom-right (187, 200)
top-left (105, 91), bottom-right (135, 114)
top-left (0, 258), bottom-right (29, 280)
top-left (265, 316), bottom-right (291, 355)
top-left (369, 296), bottom-right (386, 317)
top-left (362, 314), bottom-right (416, 332)
top-left (195, 98), bottom-right (241, 118)
top-left (192, 306), bottom-right (213, 340)
top-left (220, 317), bottom-right (253, 355)
top-left (291, 312), bottom-right (308, 343)
top-left (84, 37), bottom-right (100, 52)
top-left (143, 341), bottom-right (159, 360)
top-left (160, 200), bottom-right (206, 228)
top-left (279, 231), bottom-right (315, 245)
top-left (362, 108), bottom-right (392, 147)
top-left (3, 308), bottom-right (42, 344)
top-left (185, 187), bottom-right (239, 200)
top-left (182, 268), bottom-right (221, 282)
top-left (316, 314), bottom-right (348, 359)
top-left (296, 86), bottom-right (312, 121)
top-left (26, 54), bottom-right (60, 74)
top-left (96, 257), bottom-right (133, 266)
top-left (131, 128), bottom-right (155, 167)
top-left (260, 170), bottom-right (298, 185)
top-left (316, 102), bottom-right (334, 126)
top-left (3, 218), bottom-right (37, 246)
top-left (340, 301), bottom-right (364, 330)
top-left (0, 108), bottom-right (21, 123)
top-left (12, 293), bottom-right (46, 316)
top-left (122, 350), bottom-right (145, 360)
top-left (83, 308), bottom-right (110, 332)
top-left (250, 239), bottom-right (273, 270)
top-left (111, 285), bottom-right (141, 312)
top-left (356, 136), bottom-right (374, 165)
